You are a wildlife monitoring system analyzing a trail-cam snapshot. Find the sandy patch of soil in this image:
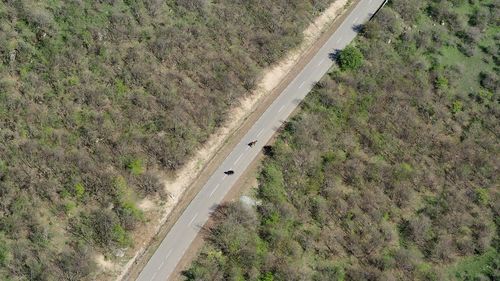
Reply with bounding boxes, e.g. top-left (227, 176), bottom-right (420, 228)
top-left (96, 254), bottom-right (117, 271)
top-left (137, 198), bottom-right (155, 212)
